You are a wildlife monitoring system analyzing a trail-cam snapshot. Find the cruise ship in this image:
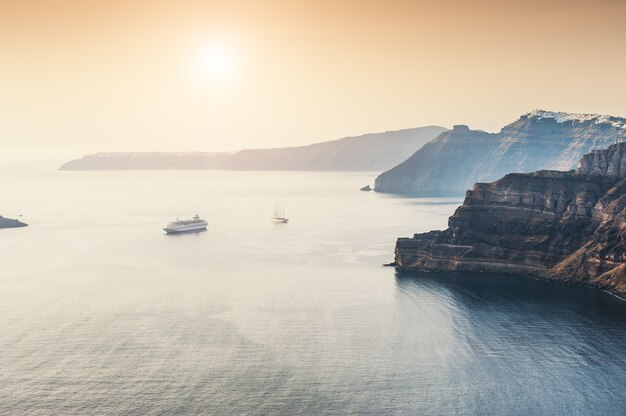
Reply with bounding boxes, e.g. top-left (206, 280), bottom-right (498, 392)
top-left (163, 215), bottom-right (208, 234)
